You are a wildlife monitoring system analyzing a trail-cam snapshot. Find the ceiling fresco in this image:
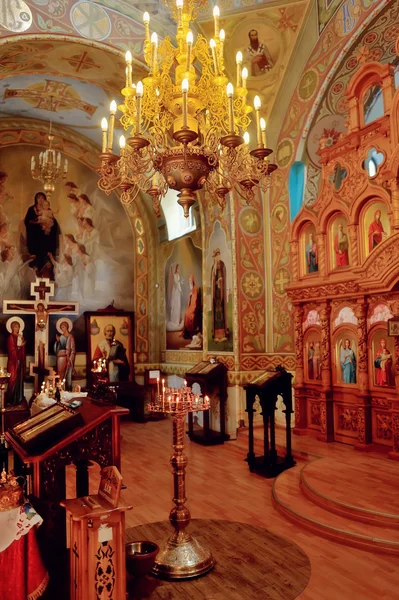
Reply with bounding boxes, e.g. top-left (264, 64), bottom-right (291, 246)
top-left (198, 1), bottom-right (309, 119)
